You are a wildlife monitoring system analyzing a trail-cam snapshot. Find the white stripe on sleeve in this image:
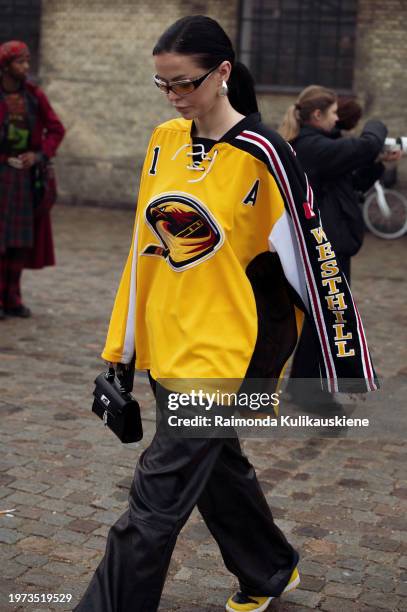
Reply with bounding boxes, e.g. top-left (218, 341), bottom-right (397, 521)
top-left (268, 210), bottom-right (309, 310)
top-left (122, 222), bottom-right (139, 364)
